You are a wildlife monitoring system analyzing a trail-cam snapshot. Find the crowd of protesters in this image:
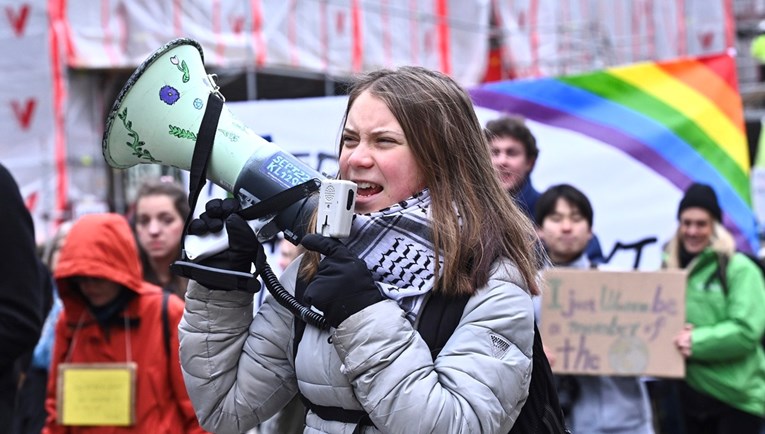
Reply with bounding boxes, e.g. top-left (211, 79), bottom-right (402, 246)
top-left (2, 70), bottom-right (765, 434)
